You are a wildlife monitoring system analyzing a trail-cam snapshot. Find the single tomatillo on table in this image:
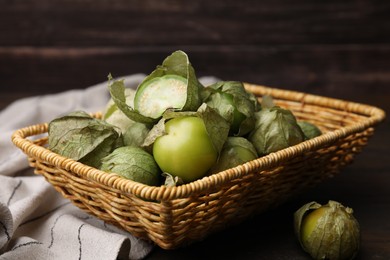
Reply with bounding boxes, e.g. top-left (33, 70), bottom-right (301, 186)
top-left (294, 200), bottom-right (360, 260)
